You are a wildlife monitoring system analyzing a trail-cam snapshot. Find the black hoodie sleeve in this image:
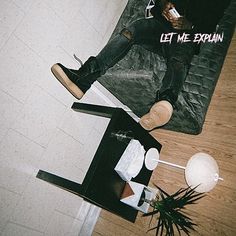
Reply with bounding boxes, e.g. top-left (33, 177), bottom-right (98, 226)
top-left (150, 0), bottom-right (169, 18)
top-left (150, 0), bottom-right (231, 33)
top-left (186, 0), bottom-right (231, 33)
